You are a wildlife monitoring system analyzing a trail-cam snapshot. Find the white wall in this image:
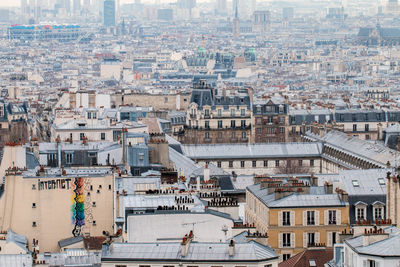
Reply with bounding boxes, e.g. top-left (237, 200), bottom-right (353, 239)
top-left (127, 213), bottom-right (234, 243)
